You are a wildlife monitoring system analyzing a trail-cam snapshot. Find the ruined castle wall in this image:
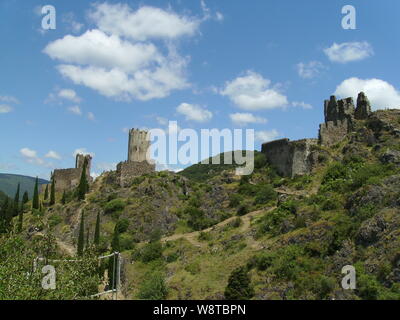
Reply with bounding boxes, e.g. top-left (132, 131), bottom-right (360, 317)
top-left (117, 161), bottom-right (155, 187)
top-left (291, 139), bottom-right (318, 177)
top-left (261, 139), bottom-right (292, 177)
top-left (319, 119), bottom-right (349, 146)
top-left (53, 168), bottom-right (82, 192)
